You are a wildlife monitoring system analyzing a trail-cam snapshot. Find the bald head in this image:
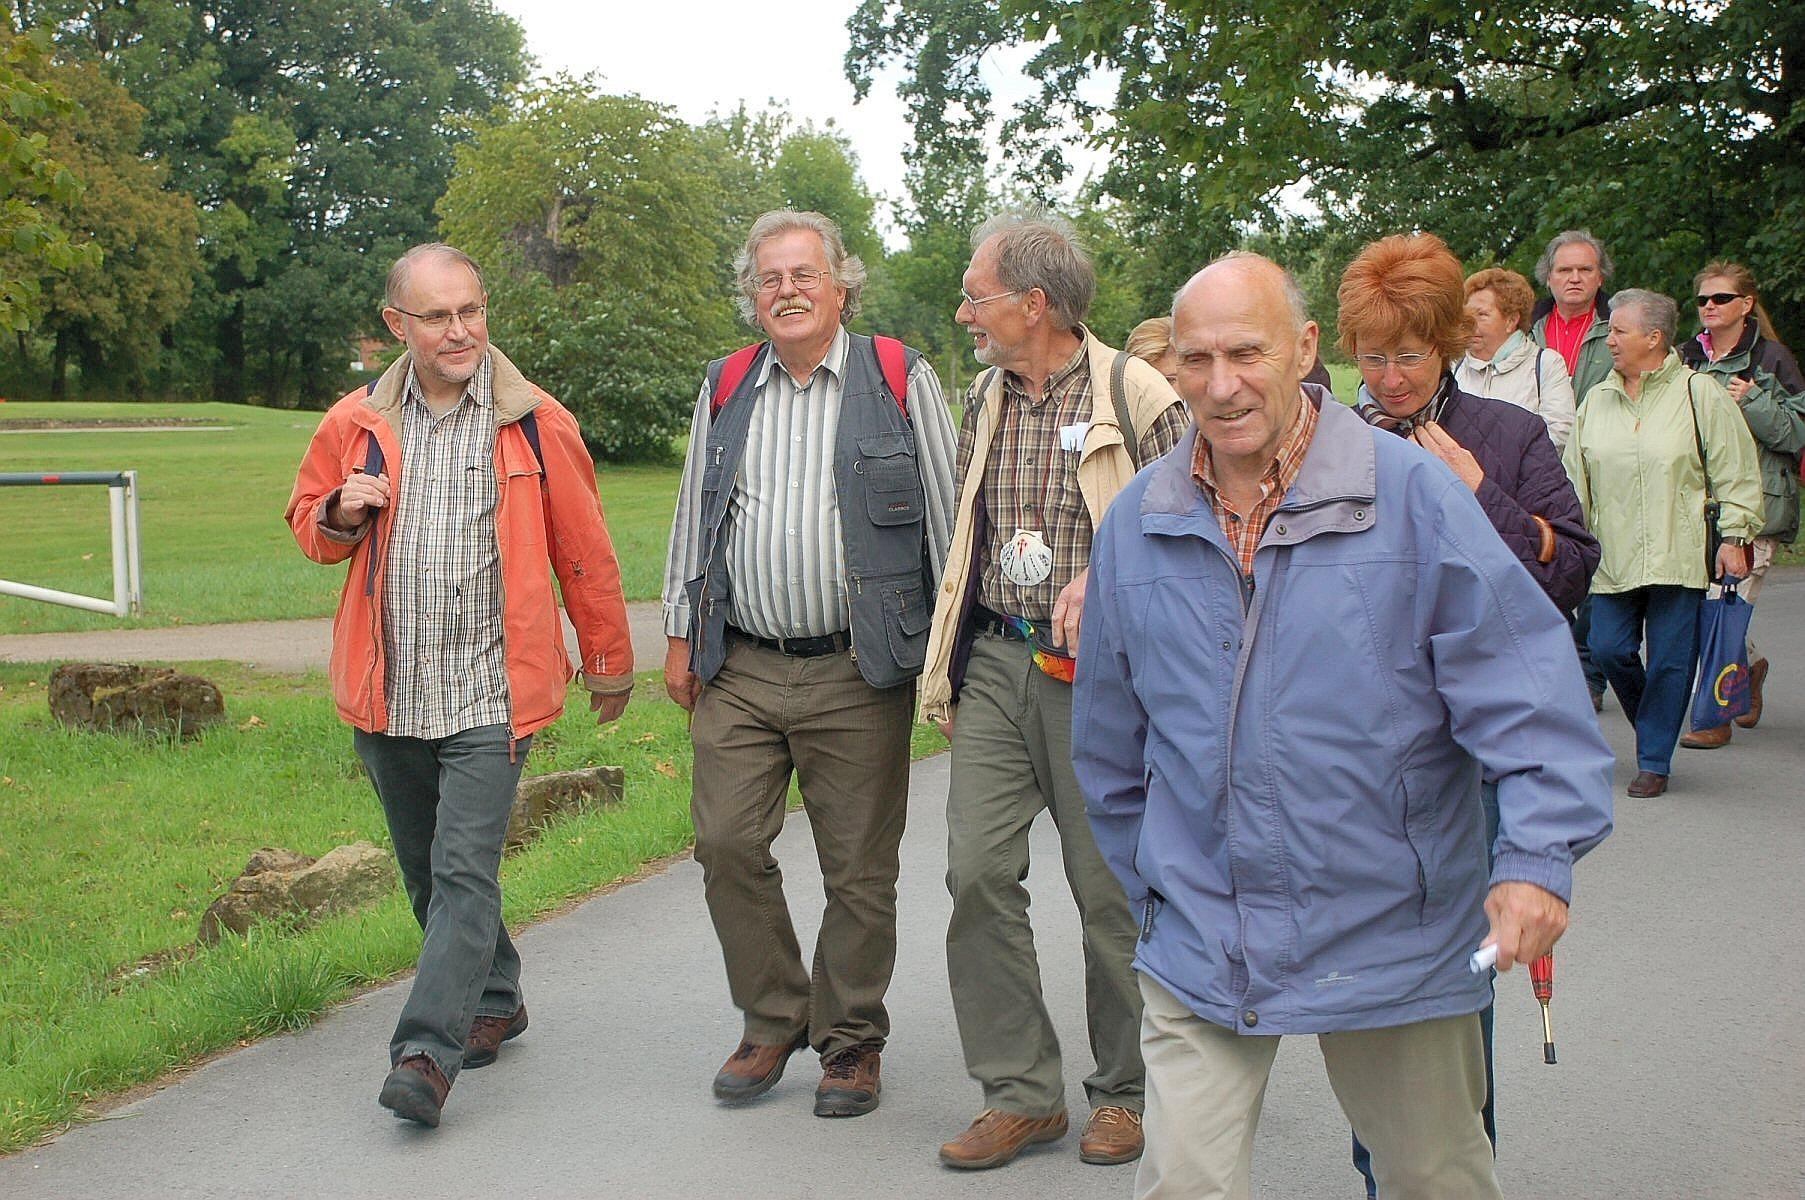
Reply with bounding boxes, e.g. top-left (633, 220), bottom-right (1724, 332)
top-left (1173, 252), bottom-right (1309, 335)
top-left (1169, 251), bottom-right (1320, 483)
